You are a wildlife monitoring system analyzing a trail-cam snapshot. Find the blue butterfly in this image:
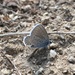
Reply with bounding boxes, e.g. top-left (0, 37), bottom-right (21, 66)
top-left (23, 24), bottom-right (50, 48)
